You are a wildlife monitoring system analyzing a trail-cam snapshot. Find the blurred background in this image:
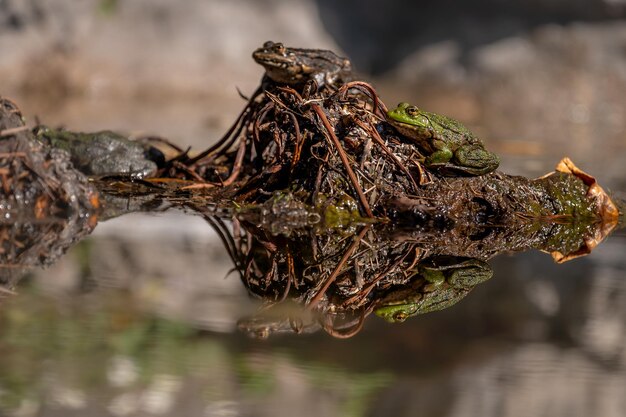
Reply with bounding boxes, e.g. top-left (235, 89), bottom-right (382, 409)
top-left (1, 1), bottom-right (626, 416)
